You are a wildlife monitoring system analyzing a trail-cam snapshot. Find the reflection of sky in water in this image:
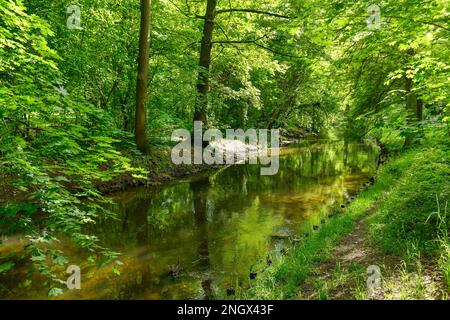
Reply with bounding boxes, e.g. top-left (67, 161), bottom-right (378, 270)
top-left (0, 141), bottom-right (378, 299)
